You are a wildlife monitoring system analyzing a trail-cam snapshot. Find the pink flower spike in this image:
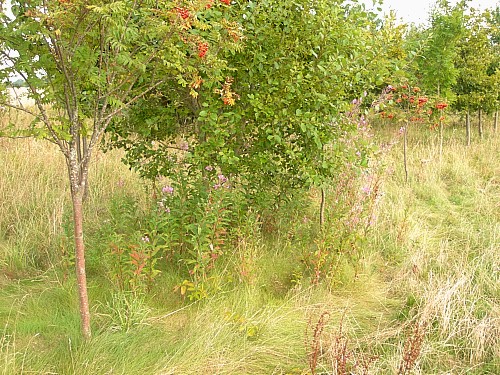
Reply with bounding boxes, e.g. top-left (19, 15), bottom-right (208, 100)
top-left (162, 186), bottom-right (174, 194)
